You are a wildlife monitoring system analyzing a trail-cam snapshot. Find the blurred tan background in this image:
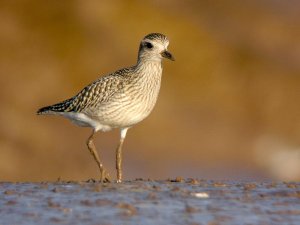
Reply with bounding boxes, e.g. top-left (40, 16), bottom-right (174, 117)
top-left (1, 0), bottom-right (300, 181)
